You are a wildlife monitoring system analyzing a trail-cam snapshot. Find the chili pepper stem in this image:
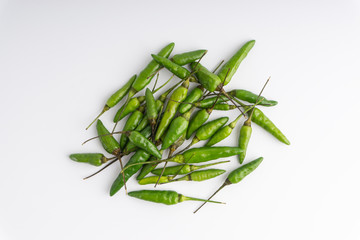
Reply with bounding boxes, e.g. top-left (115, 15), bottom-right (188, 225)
top-left (193, 179), bottom-right (231, 214)
top-left (154, 150), bottom-right (173, 187)
top-left (212, 60), bottom-right (225, 73)
top-left (82, 131), bottom-right (129, 145)
top-left (83, 158), bottom-right (118, 180)
top-left (112, 95), bottom-right (132, 133)
top-left (117, 156), bottom-right (127, 194)
top-left (151, 73), bottom-right (160, 92)
top-left (86, 105), bottom-right (110, 130)
top-left (182, 195), bottom-right (225, 204)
